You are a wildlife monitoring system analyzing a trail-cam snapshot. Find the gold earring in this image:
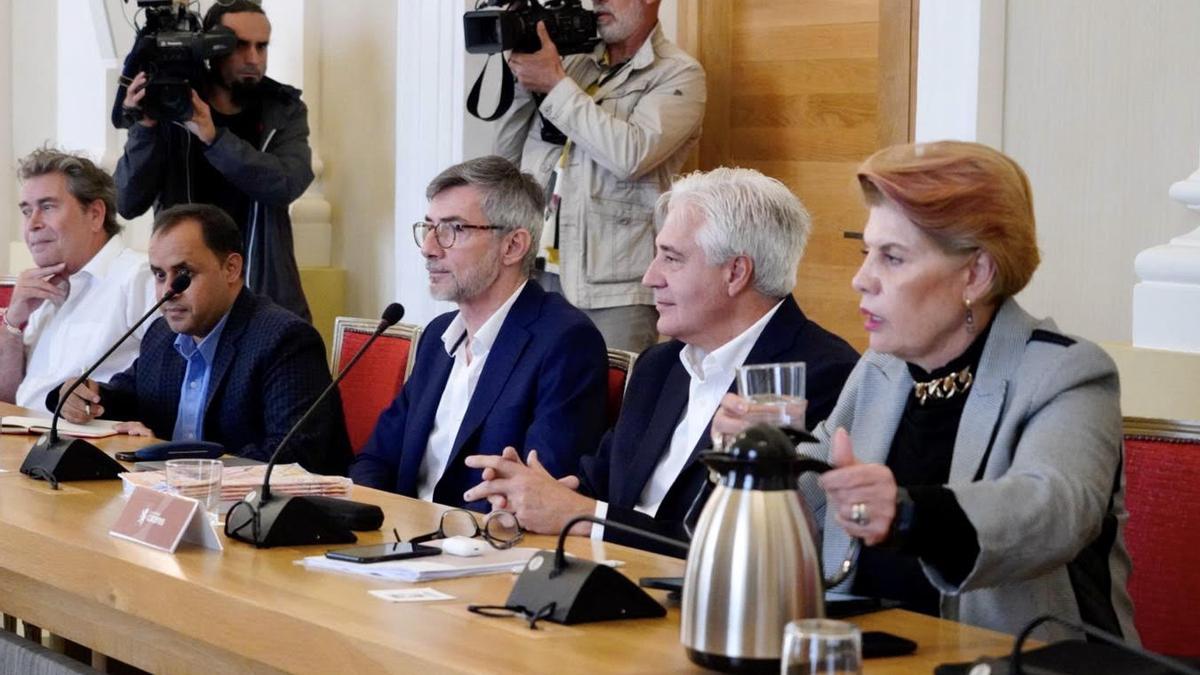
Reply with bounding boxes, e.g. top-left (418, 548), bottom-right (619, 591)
top-left (964, 296), bottom-right (975, 334)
